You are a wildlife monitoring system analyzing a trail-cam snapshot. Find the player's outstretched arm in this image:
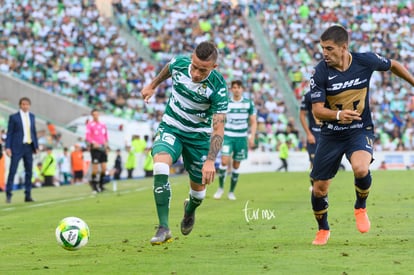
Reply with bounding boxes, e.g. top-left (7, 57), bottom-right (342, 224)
top-left (390, 59), bottom-right (414, 86)
top-left (202, 113), bottom-right (225, 185)
top-left (248, 114), bottom-right (257, 148)
top-left (141, 63), bottom-right (172, 103)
